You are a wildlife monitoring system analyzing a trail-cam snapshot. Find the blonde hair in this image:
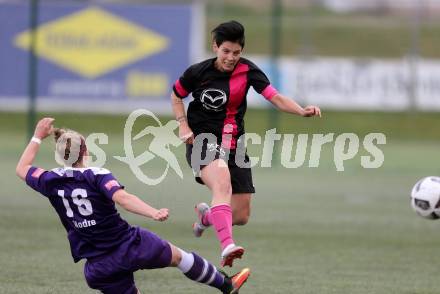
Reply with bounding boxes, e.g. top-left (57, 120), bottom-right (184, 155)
top-left (53, 128), bottom-right (87, 167)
